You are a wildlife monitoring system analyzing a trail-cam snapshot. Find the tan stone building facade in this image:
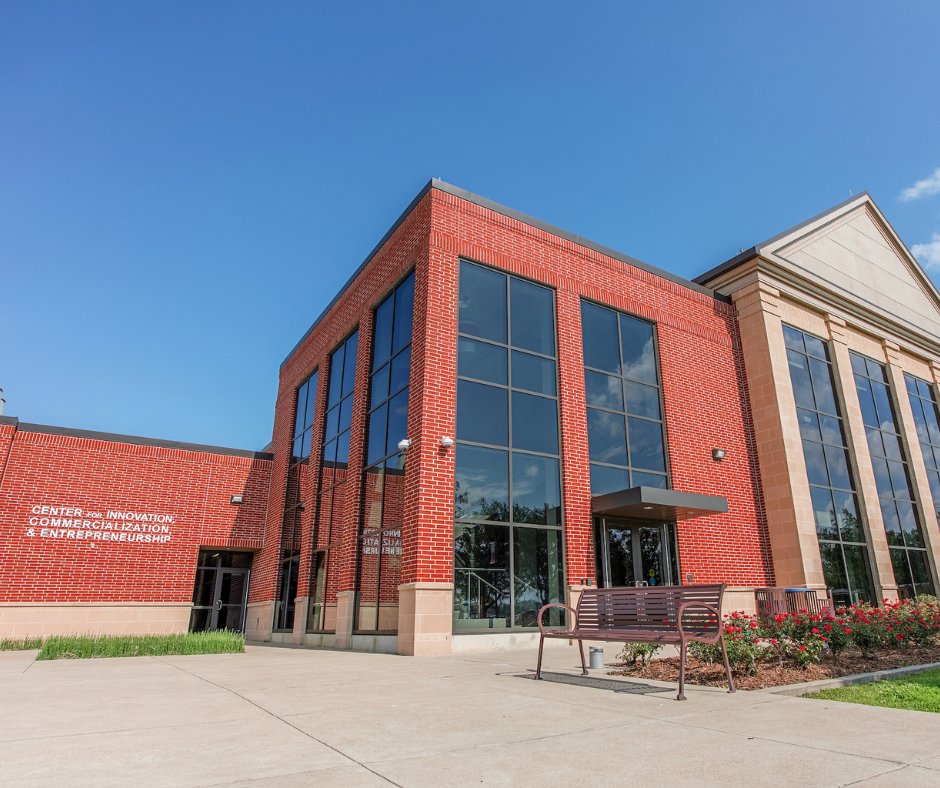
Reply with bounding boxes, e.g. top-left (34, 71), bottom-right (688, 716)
top-left (698, 194), bottom-right (940, 606)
